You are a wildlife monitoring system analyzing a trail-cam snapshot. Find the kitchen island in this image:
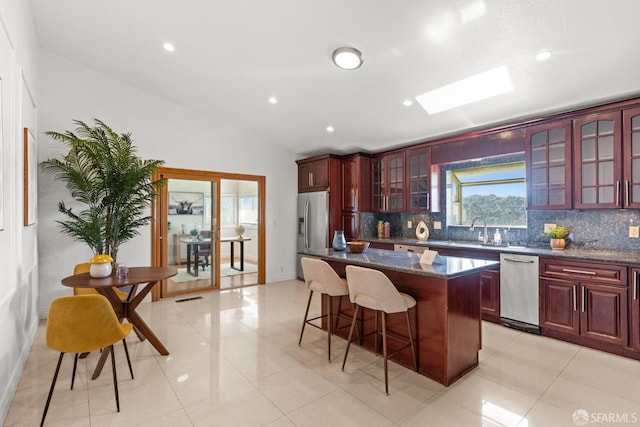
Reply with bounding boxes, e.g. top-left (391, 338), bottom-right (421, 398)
top-left (298, 247), bottom-right (499, 386)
